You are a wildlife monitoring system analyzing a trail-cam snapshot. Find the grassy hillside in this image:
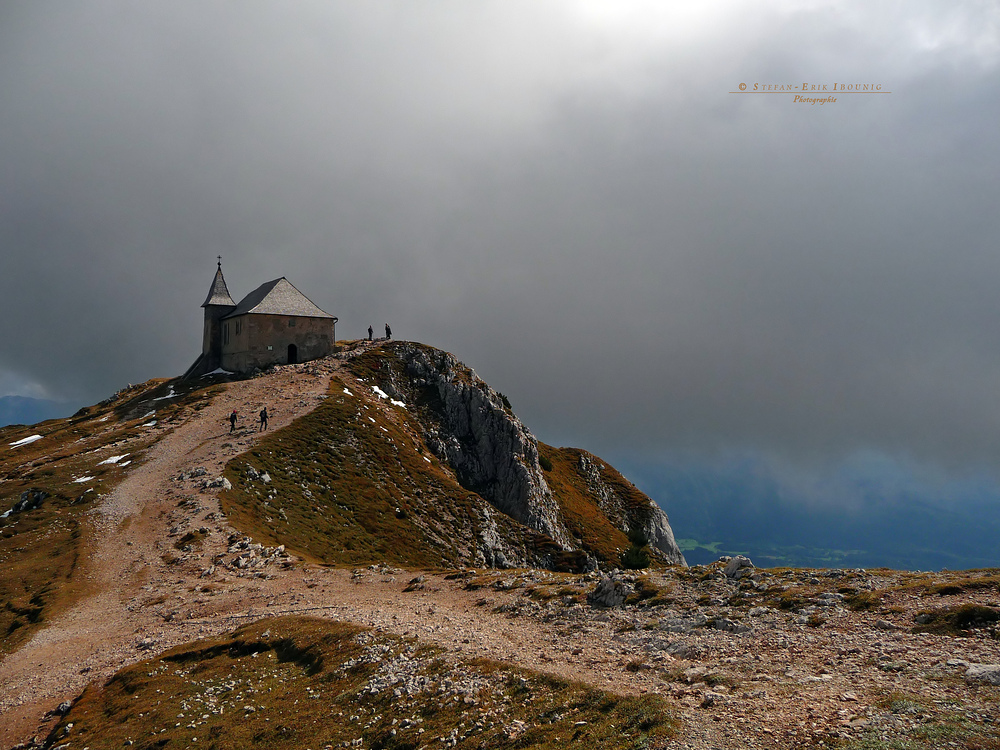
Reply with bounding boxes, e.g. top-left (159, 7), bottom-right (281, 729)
top-left (46, 615), bottom-right (677, 750)
top-left (219, 373), bottom-right (562, 570)
top-left (538, 444), bottom-right (653, 565)
top-left (219, 344), bottom-right (674, 571)
top-left (0, 378), bottom-right (223, 653)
